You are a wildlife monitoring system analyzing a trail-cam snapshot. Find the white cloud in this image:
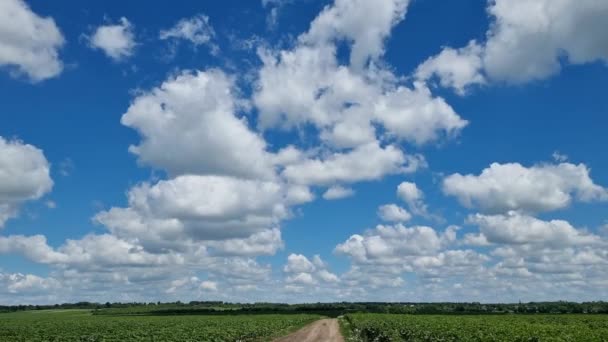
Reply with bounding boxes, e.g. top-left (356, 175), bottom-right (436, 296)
top-left (301, 0), bottom-right (410, 69)
top-left (88, 17), bottom-right (136, 61)
top-left (377, 204), bottom-right (411, 222)
top-left (254, 0), bottom-right (466, 149)
top-left (160, 14), bottom-right (218, 54)
top-left (209, 228), bottom-right (283, 257)
top-left (0, 0), bottom-right (64, 81)
top-left (483, 0), bottom-right (608, 83)
top-left (468, 211), bottom-right (602, 247)
top-left (0, 272), bottom-right (59, 294)
top-left (483, 241), bottom-right (608, 301)
top-left (122, 70), bottom-right (275, 180)
top-left (59, 234), bottom-right (184, 270)
top-left (261, 0), bottom-right (292, 28)
top-left (333, 198), bottom-right (608, 301)
top-left (284, 254), bottom-right (316, 273)
top-left (322, 186), bottom-right (354, 200)
top-left (282, 142), bottom-right (412, 186)
top-left (166, 276), bottom-right (199, 294)
top-left (15, 0), bottom-right (608, 304)
top-left (416, 0), bottom-right (608, 91)
top-left (254, 44), bottom-right (375, 139)
top-left (373, 83), bottom-right (468, 144)
top-left (0, 235), bottom-right (66, 264)
top-left (285, 184), bottom-right (315, 205)
top-left (128, 176), bottom-right (284, 226)
top-left (552, 151), bottom-right (569, 162)
top-left (255, 44), bottom-right (466, 148)
top-left (286, 272), bottom-right (316, 285)
top-left (200, 280), bottom-right (218, 291)
top-left (0, 137), bottom-right (53, 227)
top-left (0, 232), bottom-right (284, 303)
top-left (335, 224), bottom-right (446, 264)
top-left (334, 221), bottom-right (492, 294)
top-left (443, 162), bottom-right (608, 214)
top-left (0, 234), bottom-right (182, 269)
top-left (96, 175), bottom-right (289, 243)
top-left (167, 277), bottom-right (218, 294)
top-left (283, 254), bottom-right (339, 285)
top-left (415, 41), bottom-right (485, 95)
top-left (396, 181), bottom-right (427, 216)
top-left (316, 269), bottom-right (339, 283)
